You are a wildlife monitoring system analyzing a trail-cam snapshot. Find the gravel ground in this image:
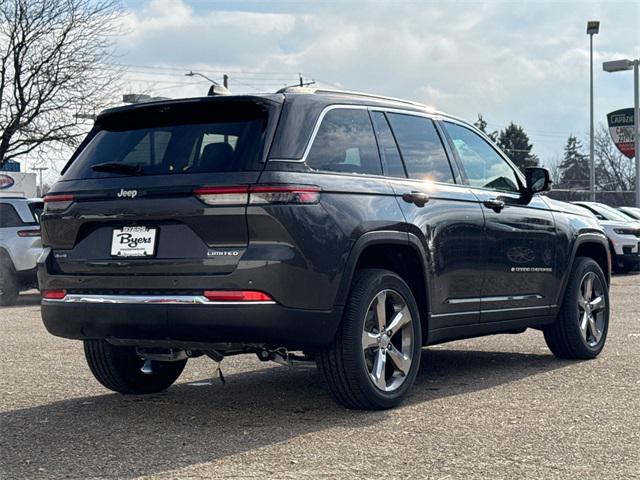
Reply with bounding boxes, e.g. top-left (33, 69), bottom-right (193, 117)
top-left (1, 274), bottom-right (639, 479)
